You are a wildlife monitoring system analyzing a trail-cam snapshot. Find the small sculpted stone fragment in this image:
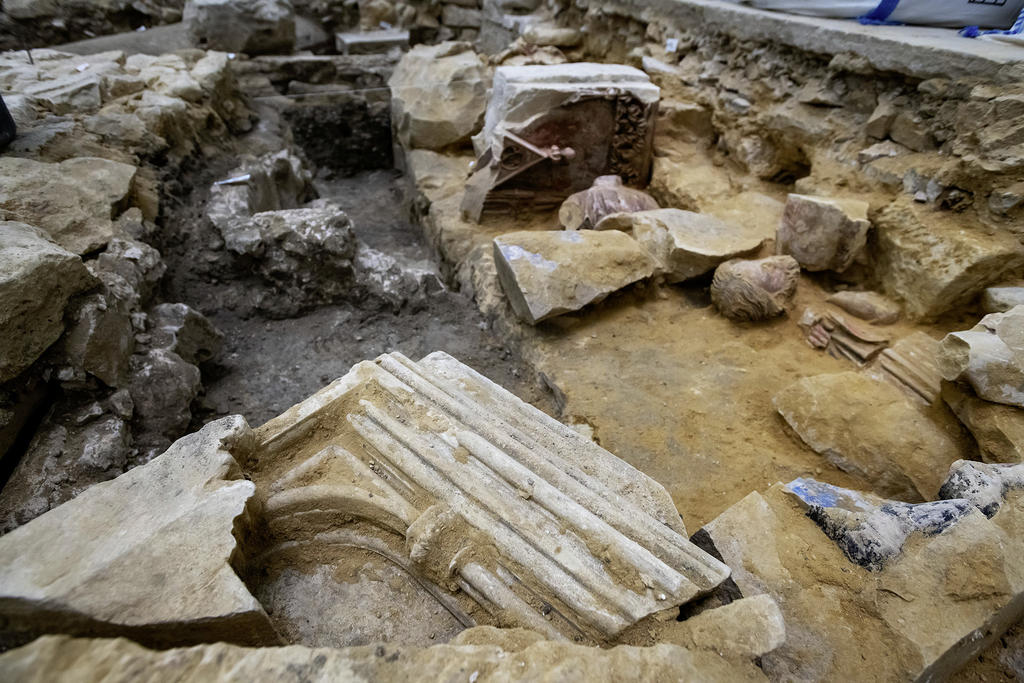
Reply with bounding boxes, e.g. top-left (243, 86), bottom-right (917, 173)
top-left (710, 256), bottom-right (799, 322)
top-left (776, 194), bottom-right (870, 273)
top-left (938, 306), bottom-right (1024, 408)
top-left (826, 290), bottom-right (900, 324)
top-left (559, 175), bottom-right (659, 231)
top-left (493, 230), bottom-right (654, 324)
